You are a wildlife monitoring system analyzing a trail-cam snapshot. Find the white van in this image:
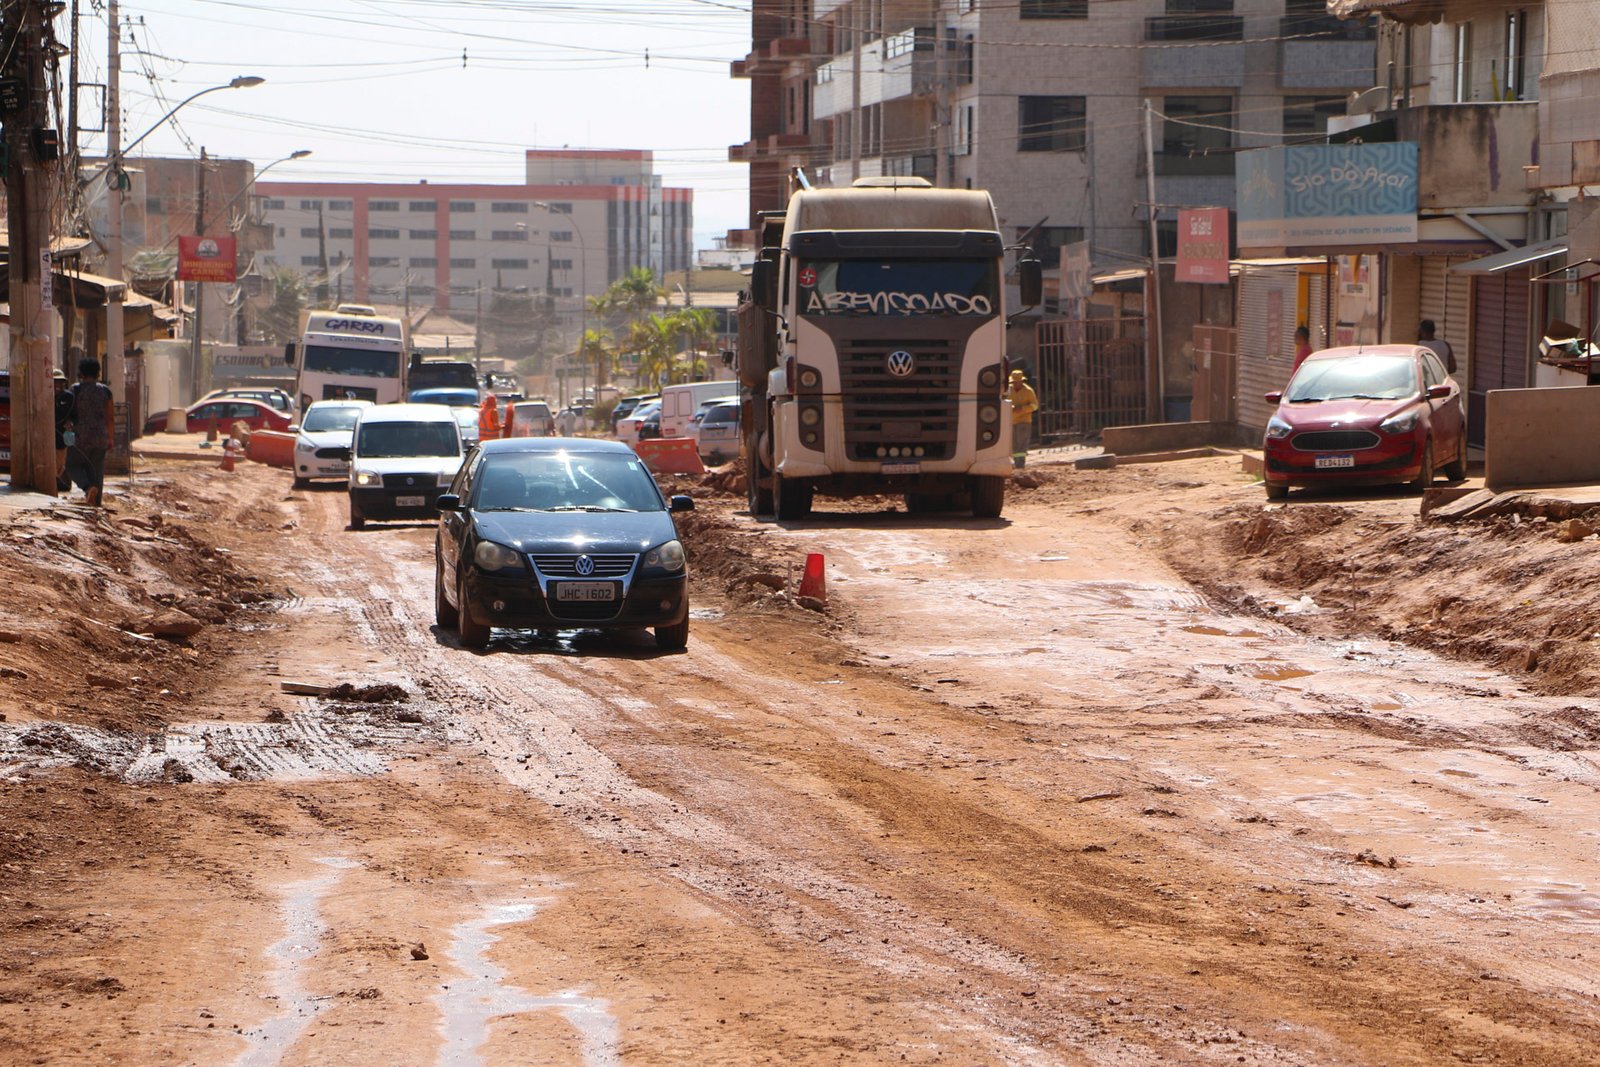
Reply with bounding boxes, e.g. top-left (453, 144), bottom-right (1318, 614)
top-left (343, 403), bottom-right (464, 530)
top-left (659, 381), bottom-right (739, 441)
